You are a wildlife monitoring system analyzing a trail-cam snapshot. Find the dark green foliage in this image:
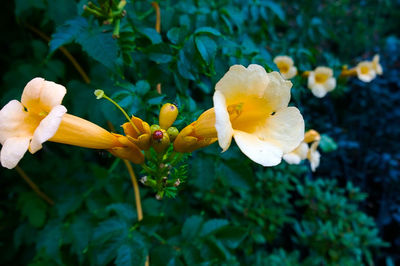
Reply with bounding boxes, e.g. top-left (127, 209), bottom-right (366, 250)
top-left (1, 0), bottom-right (399, 265)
